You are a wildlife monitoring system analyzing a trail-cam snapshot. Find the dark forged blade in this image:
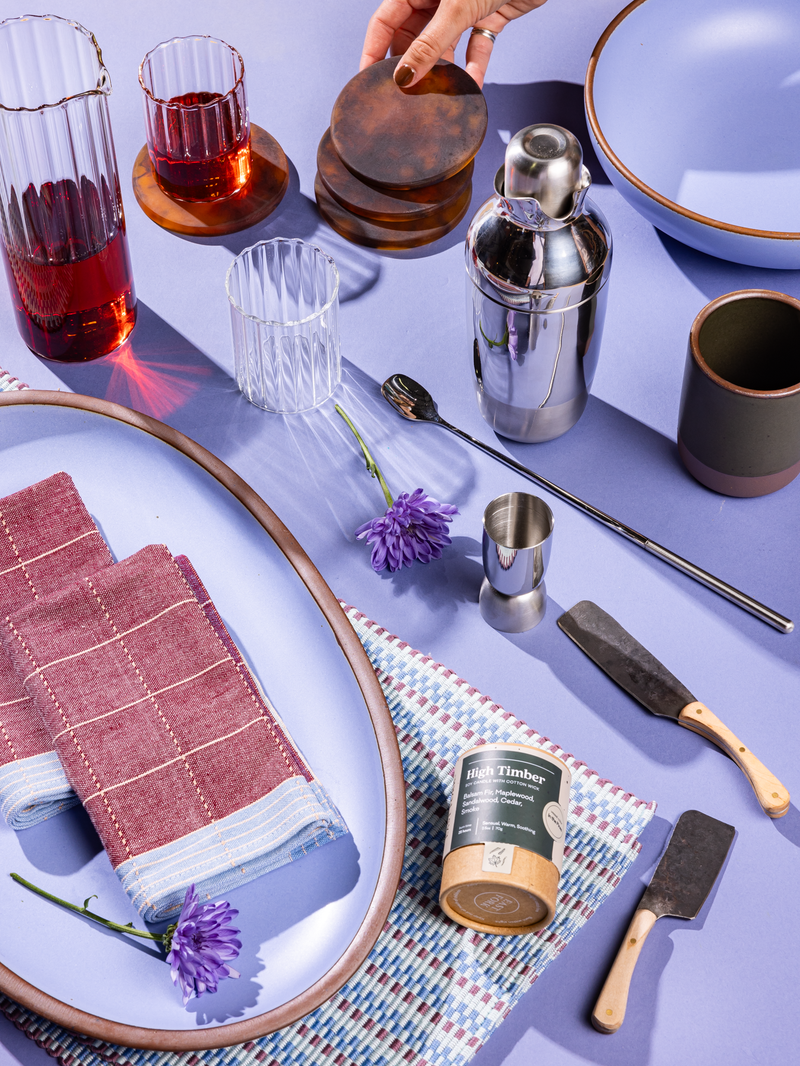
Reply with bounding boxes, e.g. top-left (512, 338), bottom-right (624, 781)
top-left (640, 810), bottom-right (735, 919)
top-left (557, 600), bottom-right (695, 720)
